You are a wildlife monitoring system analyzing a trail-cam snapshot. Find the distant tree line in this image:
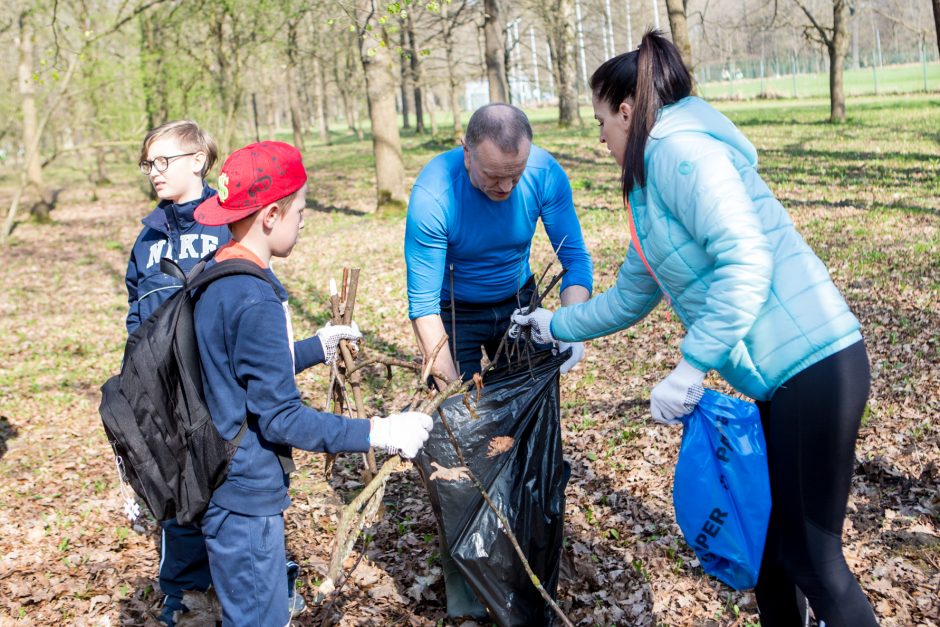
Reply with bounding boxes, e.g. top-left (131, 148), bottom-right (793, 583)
top-left (1, 0), bottom-right (937, 236)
